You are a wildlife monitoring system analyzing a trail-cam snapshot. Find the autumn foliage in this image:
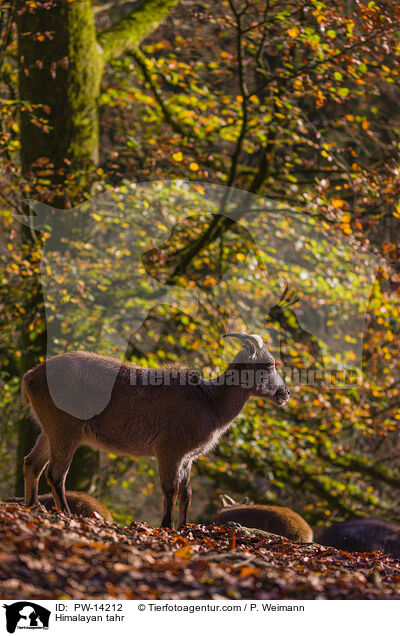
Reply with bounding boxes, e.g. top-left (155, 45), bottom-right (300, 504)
top-left (0, 0), bottom-right (400, 534)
